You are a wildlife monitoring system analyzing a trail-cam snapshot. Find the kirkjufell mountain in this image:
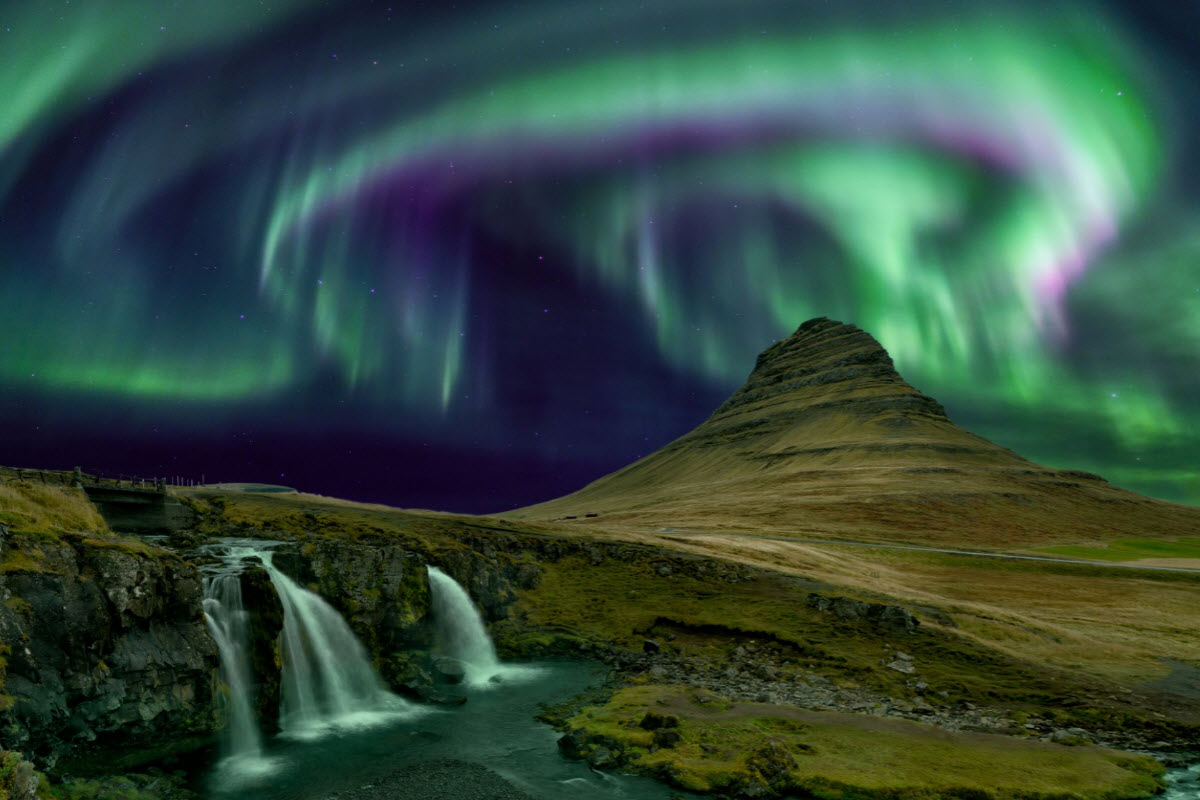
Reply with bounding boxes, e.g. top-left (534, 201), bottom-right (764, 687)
top-left (512, 317), bottom-right (1200, 546)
